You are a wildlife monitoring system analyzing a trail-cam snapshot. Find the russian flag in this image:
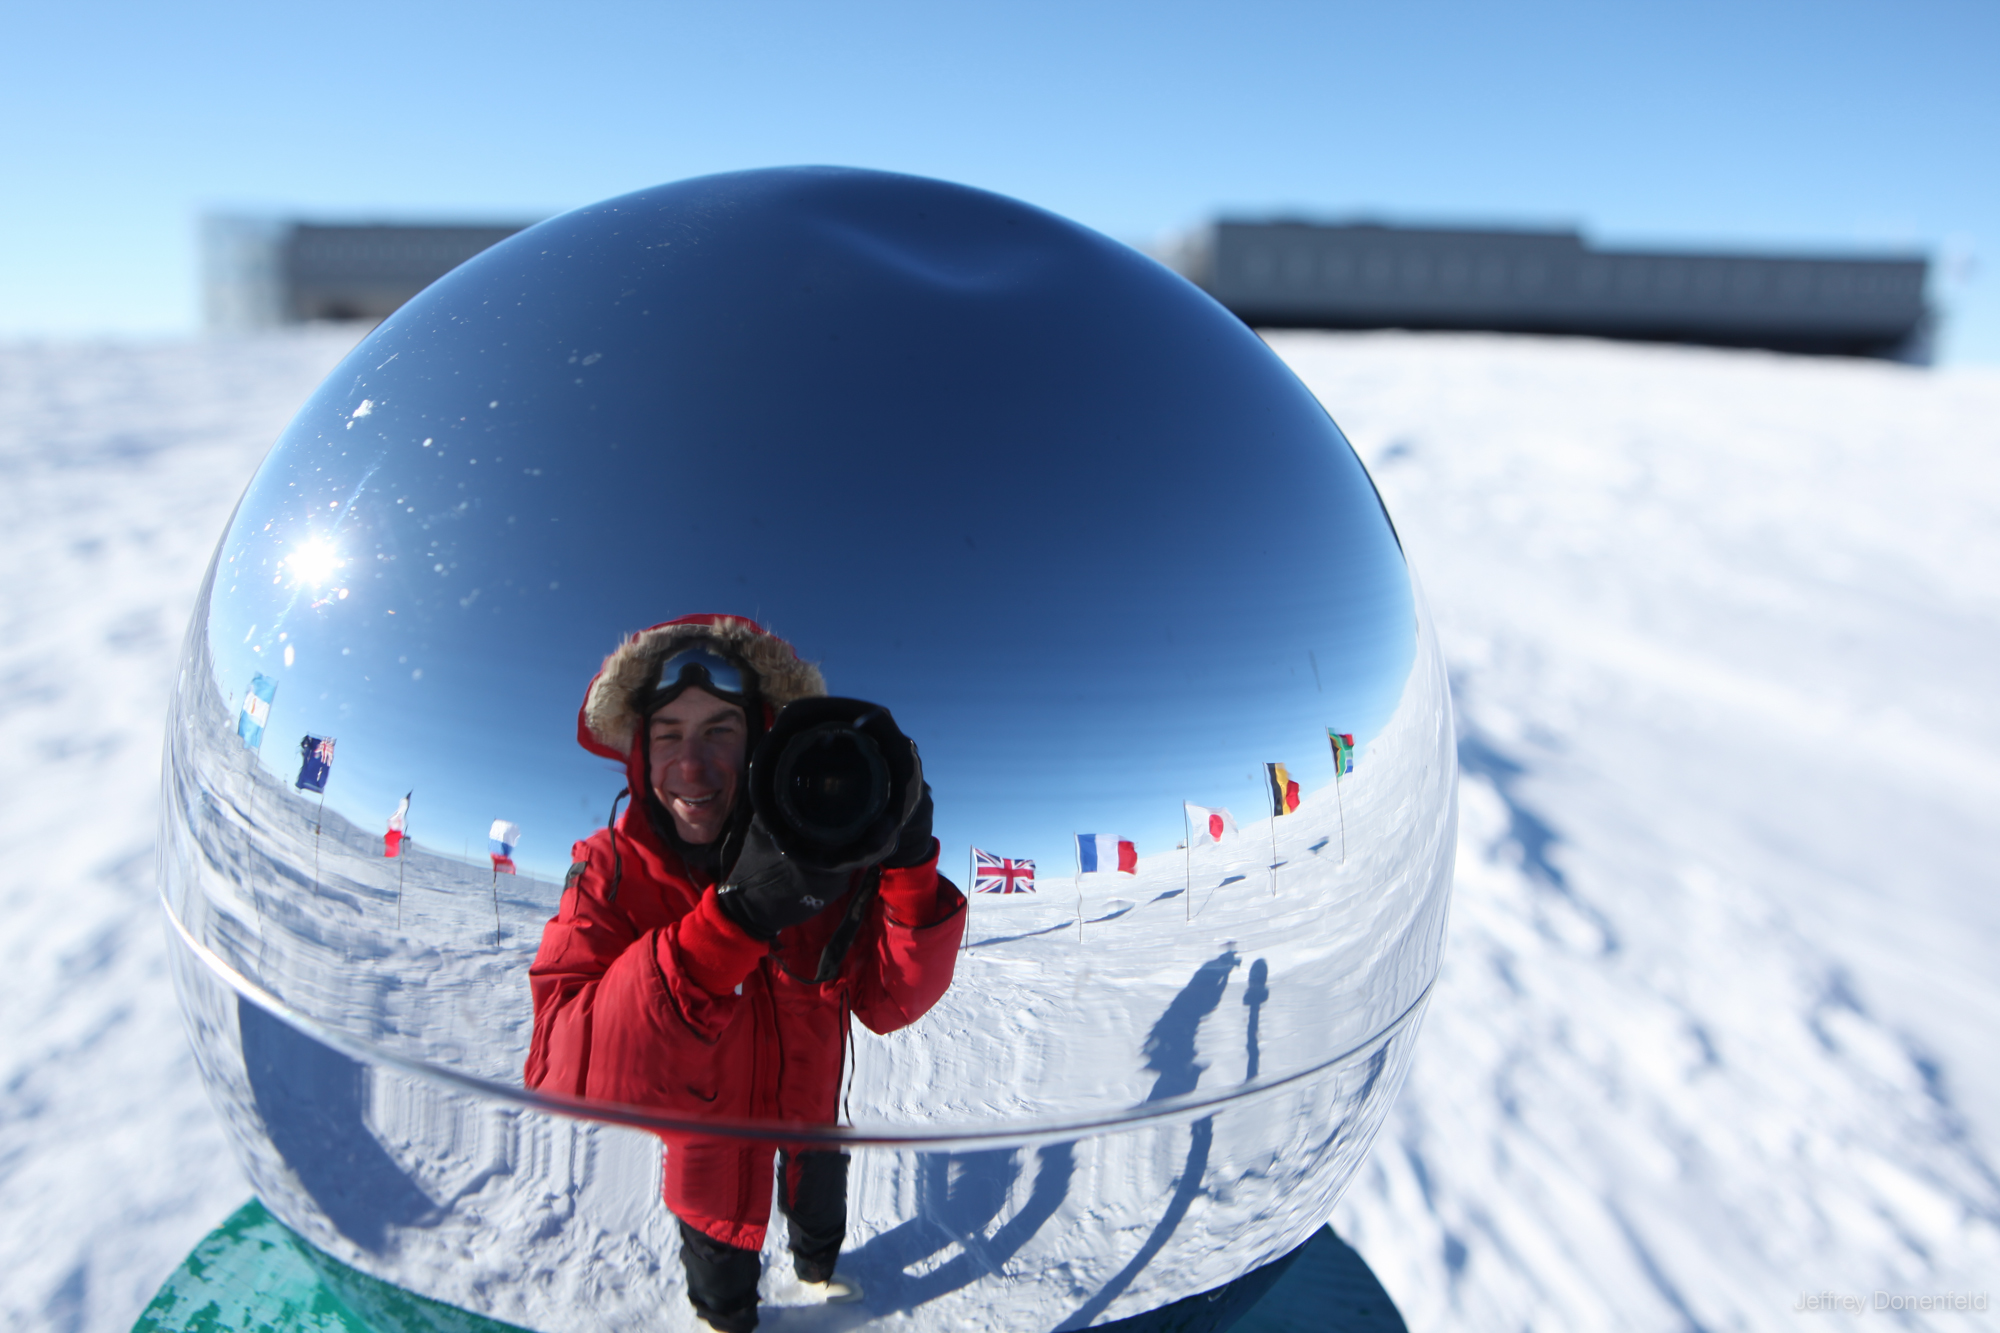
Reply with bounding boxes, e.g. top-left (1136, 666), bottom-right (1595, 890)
top-left (489, 819), bottom-right (520, 875)
top-left (1076, 833), bottom-right (1136, 875)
